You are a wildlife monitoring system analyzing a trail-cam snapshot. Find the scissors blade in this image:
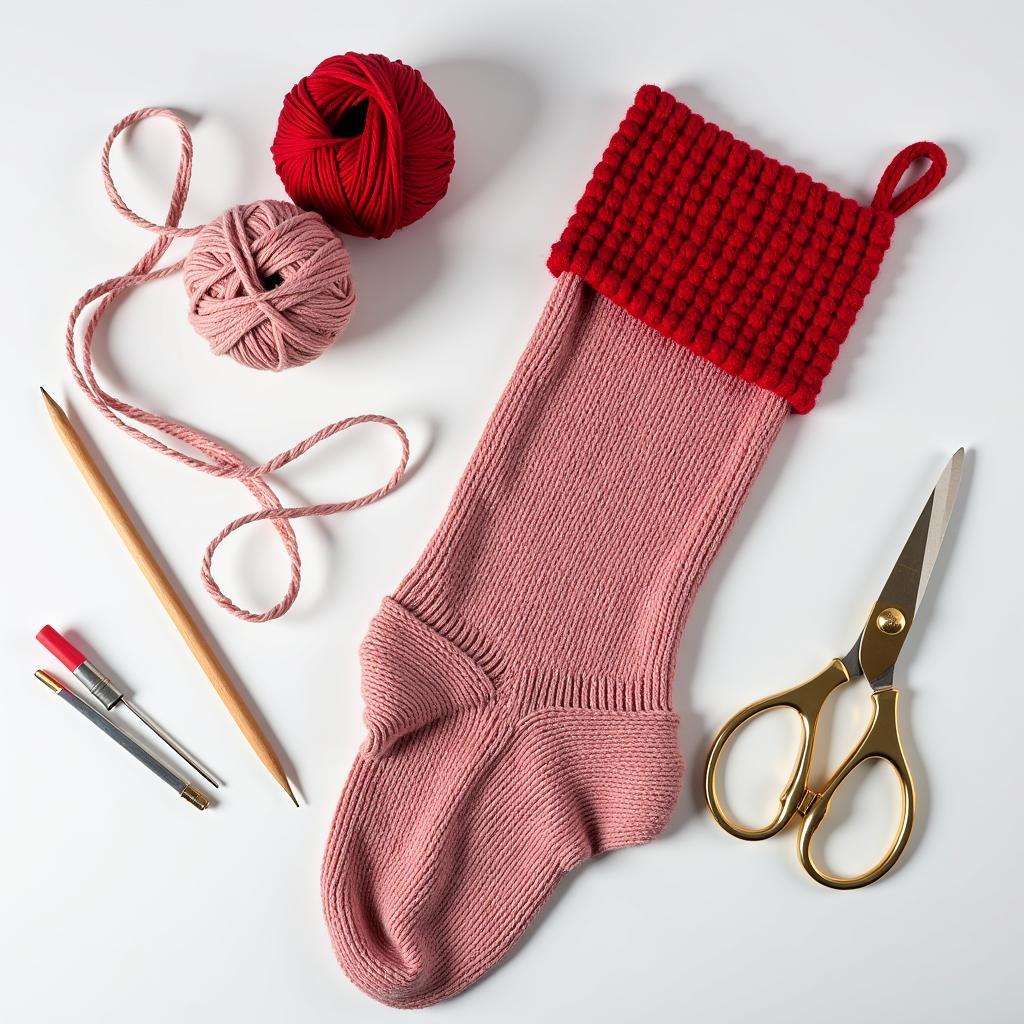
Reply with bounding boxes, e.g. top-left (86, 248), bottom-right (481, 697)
top-left (916, 448), bottom-right (965, 605)
top-left (857, 449), bottom-right (965, 688)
